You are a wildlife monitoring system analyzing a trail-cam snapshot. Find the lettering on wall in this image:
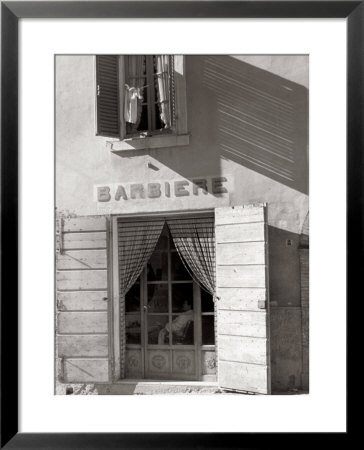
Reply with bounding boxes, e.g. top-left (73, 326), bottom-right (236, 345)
top-left (94, 176), bottom-right (231, 204)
